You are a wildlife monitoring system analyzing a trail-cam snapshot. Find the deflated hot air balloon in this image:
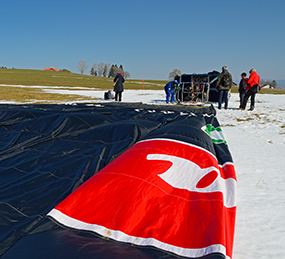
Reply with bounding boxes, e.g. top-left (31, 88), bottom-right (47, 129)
top-left (0, 102), bottom-right (236, 259)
